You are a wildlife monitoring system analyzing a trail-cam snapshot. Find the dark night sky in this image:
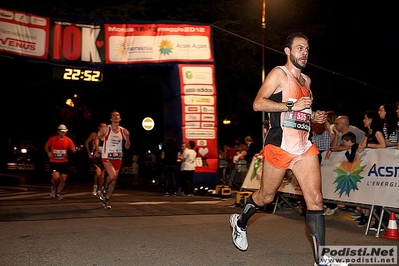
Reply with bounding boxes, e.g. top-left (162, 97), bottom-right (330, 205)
top-left (1, 0), bottom-right (397, 154)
